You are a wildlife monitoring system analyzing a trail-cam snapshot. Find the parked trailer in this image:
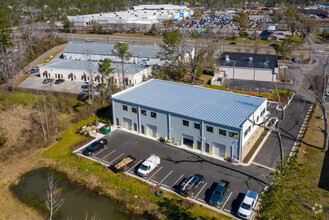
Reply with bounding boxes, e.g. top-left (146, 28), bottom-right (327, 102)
top-left (111, 155), bottom-right (136, 172)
